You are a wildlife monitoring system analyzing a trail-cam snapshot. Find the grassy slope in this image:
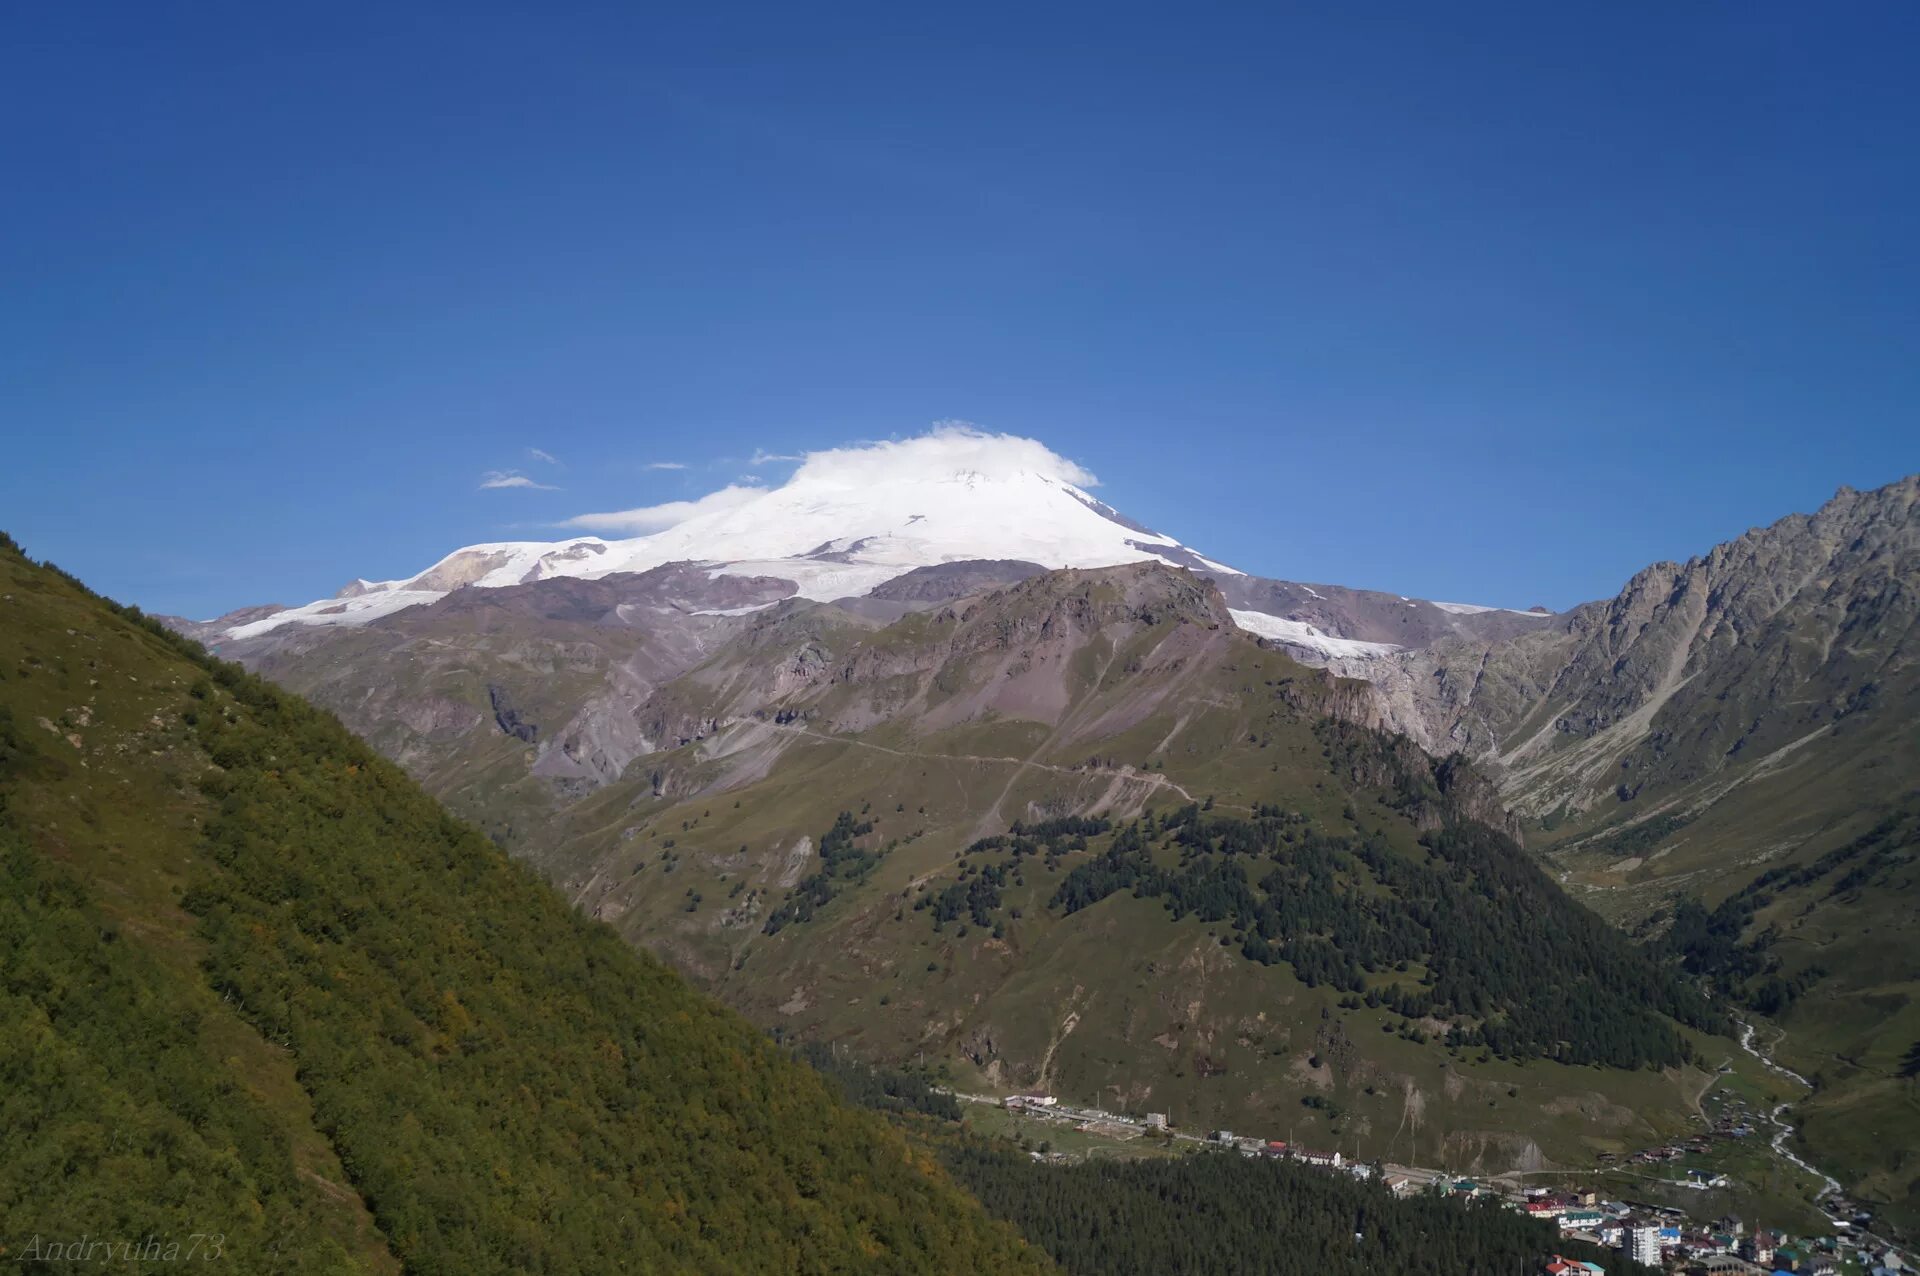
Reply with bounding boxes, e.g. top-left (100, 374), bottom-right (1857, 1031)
top-left (0, 540), bottom-right (1048, 1275)
top-left (519, 624), bottom-right (1724, 1177)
